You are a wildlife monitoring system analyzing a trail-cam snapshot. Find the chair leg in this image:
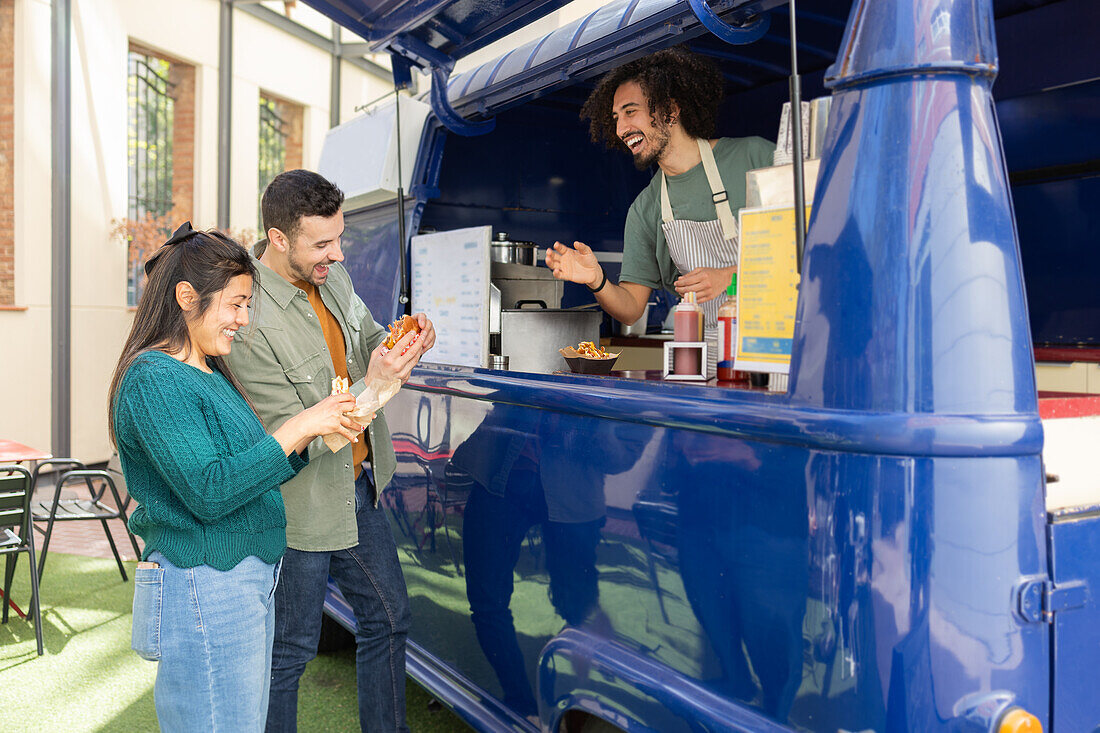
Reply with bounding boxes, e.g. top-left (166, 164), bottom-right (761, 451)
top-left (88, 471), bottom-right (130, 579)
top-left (36, 483), bottom-right (65, 581)
top-left (2, 553), bottom-right (15, 624)
top-left (25, 539), bottom-right (44, 656)
top-left (106, 482), bottom-right (143, 562)
top-left (99, 519), bottom-right (128, 582)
